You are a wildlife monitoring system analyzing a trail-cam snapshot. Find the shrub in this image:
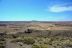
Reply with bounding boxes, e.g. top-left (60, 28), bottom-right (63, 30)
top-left (32, 44), bottom-right (48, 48)
top-left (32, 44), bottom-right (40, 48)
top-left (0, 38), bottom-right (5, 41)
top-left (11, 37), bottom-right (35, 44)
top-left (23, 37), bottom-right (35, 44)
top-left (40, 44), bottom-right (48, 48)
top-left (62, 44), bottom-right (72, 48)
top-left (0, 46), bottom-right (5, 48)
